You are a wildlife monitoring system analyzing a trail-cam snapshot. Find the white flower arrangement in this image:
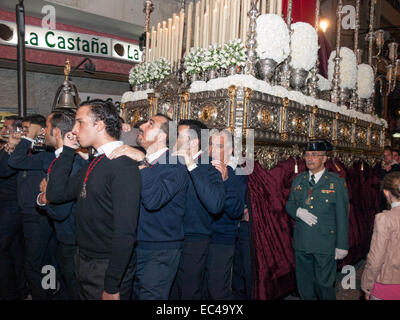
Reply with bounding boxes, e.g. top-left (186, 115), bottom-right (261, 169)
top-left (128, 58), bottom-right (171, 86)
top-left (220, 39), bottom-right (247, 68)
top-left (328, 47), bottom-right (357, 89)
top-left (357, 63), bottom-right (374, 99)
top-left (255, 14), bottom-right (290, 64)
top-left (202, 43), bottom-right (222, 71)
top-left (184, 47), bottom-right (205, 75)
top-left (290, 22), bottom-right (318, 71)
top-left (317, 74), bottom-right (331, 91)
